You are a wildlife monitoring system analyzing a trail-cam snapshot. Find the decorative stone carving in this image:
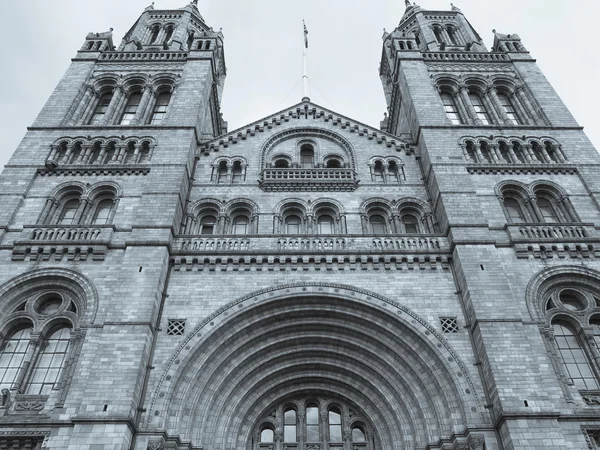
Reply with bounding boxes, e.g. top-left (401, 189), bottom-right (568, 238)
top-left (582, 394), bottom-right (600, 406)
top-left (0, 389), bottom-right (10, 407)
top-left (147, 439), bottom-right (165, 450)
top-left (13, 395), bottom-right (48, 414)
